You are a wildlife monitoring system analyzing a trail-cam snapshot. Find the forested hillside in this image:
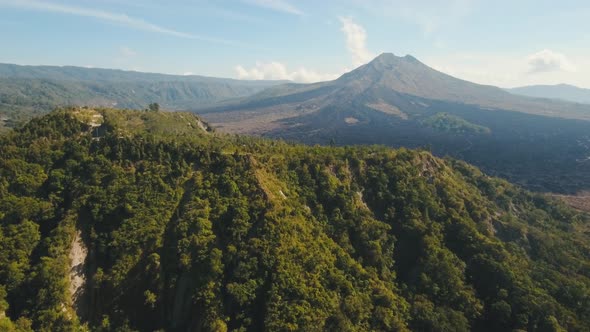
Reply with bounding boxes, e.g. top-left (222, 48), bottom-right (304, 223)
top-left (0, 108), bottom-right (589, 331)
top-left (0, 63), bottom-right (284, 131)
